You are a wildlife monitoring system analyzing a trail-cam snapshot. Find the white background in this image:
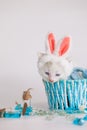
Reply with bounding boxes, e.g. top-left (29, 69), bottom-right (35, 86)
top-left (0, 0), bottom-right (87, 130)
